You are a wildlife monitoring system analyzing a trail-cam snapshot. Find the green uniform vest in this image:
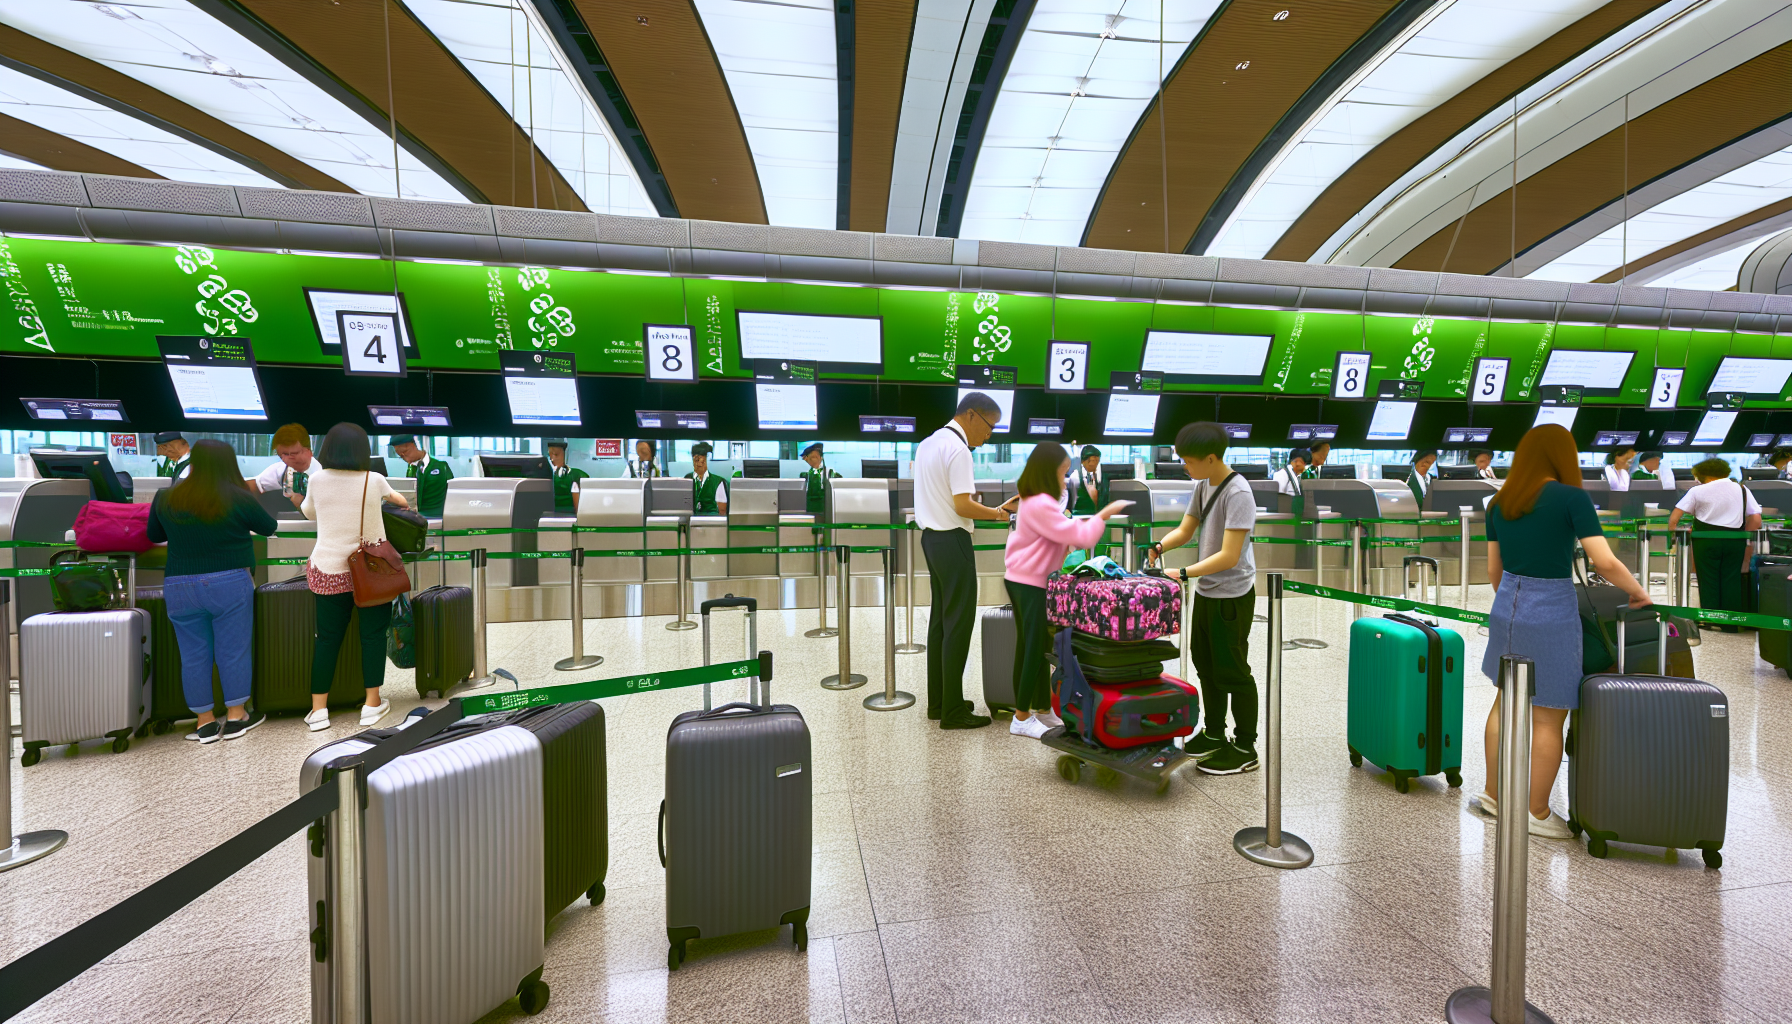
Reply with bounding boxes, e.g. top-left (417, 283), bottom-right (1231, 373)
top-left (687, 472), bottom-right (726, 515)
top-left (158, 457), bottom-right (188, 479)
top-left (407, 457), bottom-right (454, 517)
top-left (1067, 467), bottom-right (1109, 516)
top-left (552, 466), bottom-right (588, 514)
top-left (1408, 473), bottom-right (1427, 507)
top-left (800, 466), bottom-right (840, 517)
